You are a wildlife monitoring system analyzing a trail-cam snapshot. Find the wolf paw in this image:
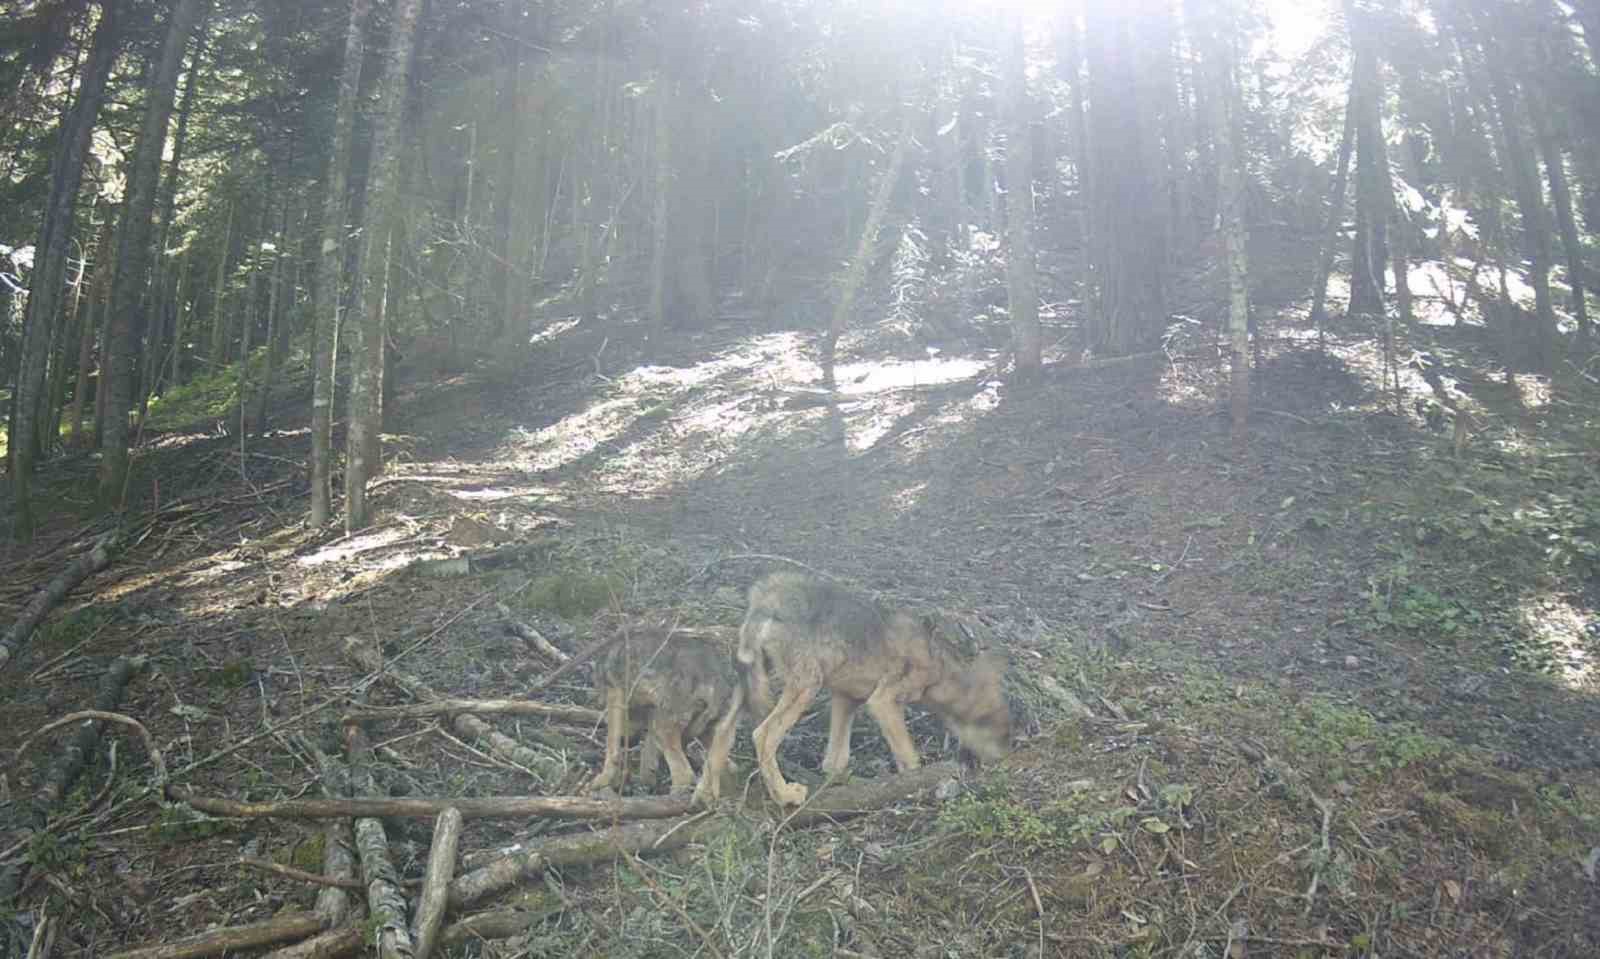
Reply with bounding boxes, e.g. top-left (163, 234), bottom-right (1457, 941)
top-left (776, 781), bottom-right (809, 806)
